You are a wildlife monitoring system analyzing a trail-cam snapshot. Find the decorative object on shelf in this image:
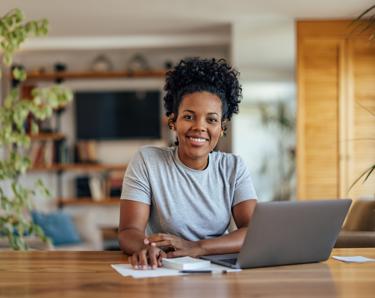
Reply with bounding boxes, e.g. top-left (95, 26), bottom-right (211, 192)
top-left (0, 8), bottom-right (73, 250)
top-left (164, 60), bottom-right (174, 69)
top-left (126, 53), bottom-right (150, 73)
top-left (91, 54), bottom-right (113, 72)
top-left (54, 62), bottom-right (67, 84)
